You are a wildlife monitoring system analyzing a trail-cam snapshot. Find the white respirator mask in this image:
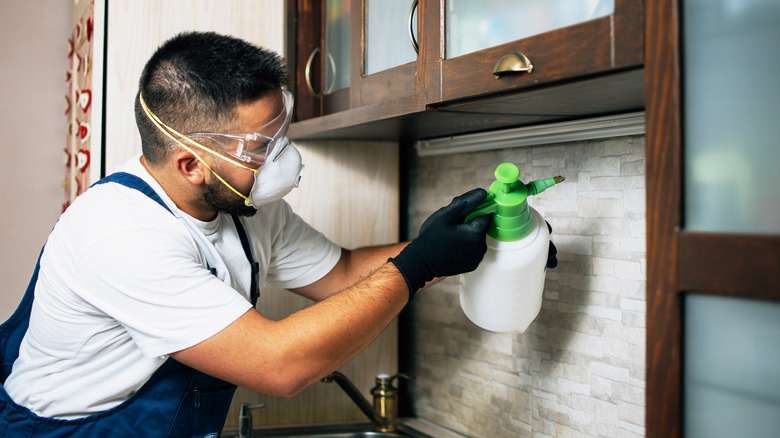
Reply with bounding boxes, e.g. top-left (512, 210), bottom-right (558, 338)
top-left (245, 137), bottom-right (304, 207)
